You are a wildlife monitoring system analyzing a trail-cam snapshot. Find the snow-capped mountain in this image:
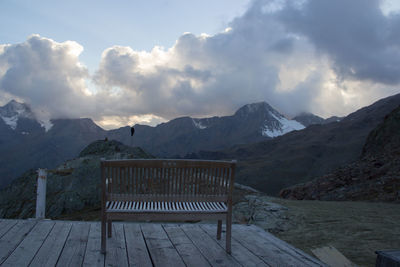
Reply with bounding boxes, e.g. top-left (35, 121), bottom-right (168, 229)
top-left (0, 100), bottom-right (55, 132)
top-left (234, 102), bottom-right (305, 138)
top-left (0, 100), bottom-right (36, 130)
top-left (0, 100), bottom-right (106, 189)
top-left (108, 101), bottom-right (306, 157)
